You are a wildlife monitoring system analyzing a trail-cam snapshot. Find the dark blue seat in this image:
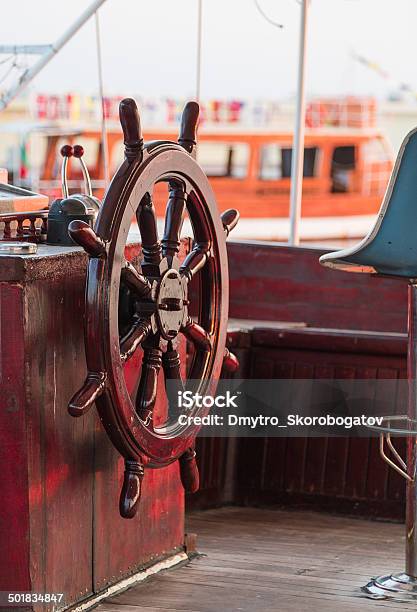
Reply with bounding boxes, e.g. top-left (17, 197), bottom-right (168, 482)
top-left (320, 128), bottom-right (417, 278)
